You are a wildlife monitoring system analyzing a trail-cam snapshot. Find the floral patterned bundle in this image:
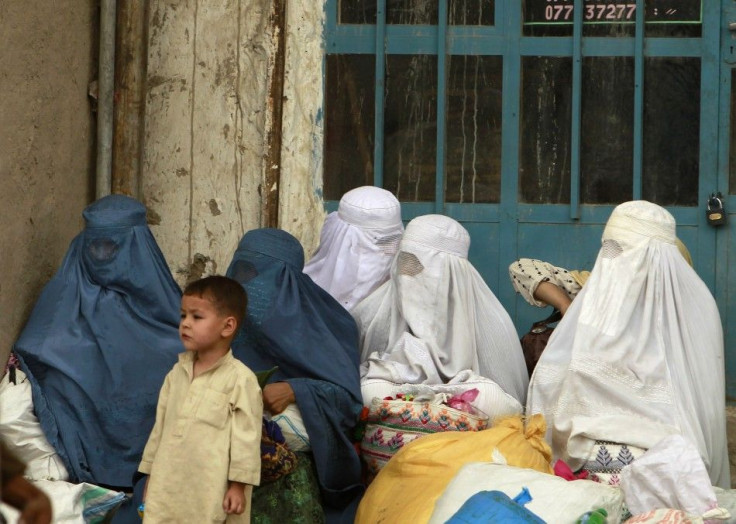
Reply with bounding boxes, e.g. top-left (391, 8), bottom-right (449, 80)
top-left (261, 419), bottom-right (298, 484)
top-left (360, 397), bottom-right (488, 481)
